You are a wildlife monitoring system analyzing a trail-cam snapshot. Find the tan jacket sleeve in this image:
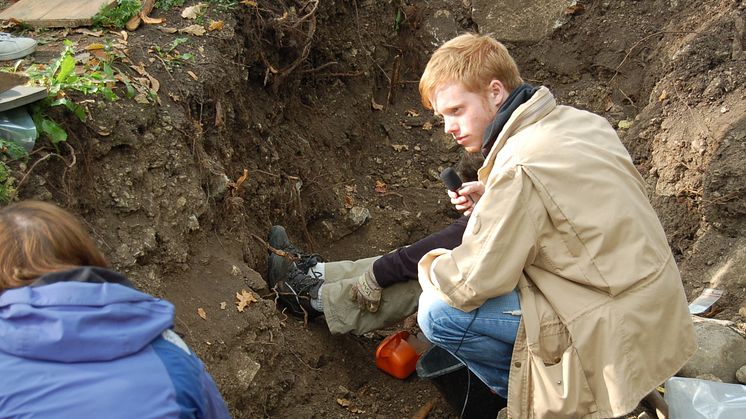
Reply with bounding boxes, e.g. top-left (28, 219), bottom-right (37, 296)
top-left (418, 165), bottom-right (539, 312)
